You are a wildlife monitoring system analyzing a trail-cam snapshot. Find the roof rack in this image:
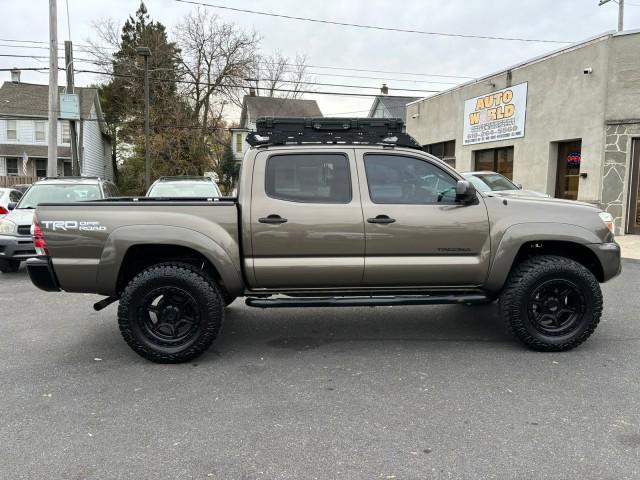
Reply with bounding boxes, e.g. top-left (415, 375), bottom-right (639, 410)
top-left (41, 176), bottom-right (101, 180)
top-left (246, 117), bottom-right (423, 150)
